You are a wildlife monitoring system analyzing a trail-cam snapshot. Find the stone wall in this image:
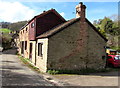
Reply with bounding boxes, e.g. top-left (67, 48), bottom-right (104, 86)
top-left (47, 21), bottom-right (106, 71)
top-left (19, 25), bottom-right (30, 59)
top-left (87, 23), bottom-right (106, 69)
